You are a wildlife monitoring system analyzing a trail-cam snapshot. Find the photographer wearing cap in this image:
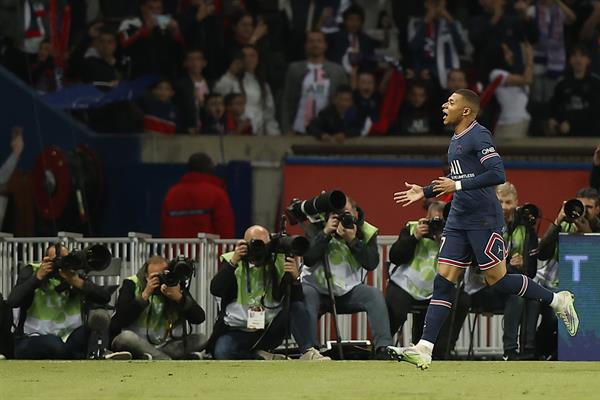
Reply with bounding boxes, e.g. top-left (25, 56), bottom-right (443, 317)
top-left (301, 197), bottom-right (394, 359)
top-left (386, 201), bottom-right (467, 359)
top-left (110, 255), bottom-right (206, 360)
top-left (7, 244), bottom-right (126, 360)
top-left (209, 225), bottom-right (329, 360)
top-left (535, 187), bottom-right (600, 358)
top-left (496, 182), bottom-right (539, 360)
